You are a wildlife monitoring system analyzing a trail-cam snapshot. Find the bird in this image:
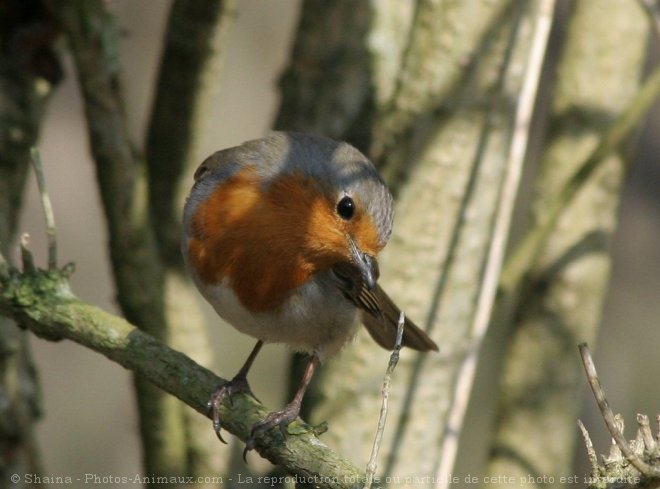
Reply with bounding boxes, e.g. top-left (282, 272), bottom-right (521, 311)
top-left (181, 131), bottom-right (437, 451)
